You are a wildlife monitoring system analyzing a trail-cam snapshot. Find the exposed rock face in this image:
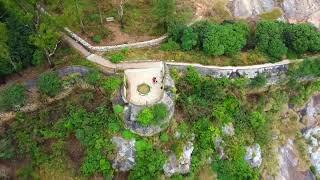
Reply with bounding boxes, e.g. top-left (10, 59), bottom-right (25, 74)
top-left (231, 0), bottom-right (276, 18)
top-left (112, 137), bottom-right (136, 172)
top-left (277, 139), bottom-right (315, 180)
top-left (230, 0), bottom-right (320, 28)
top-left (245, 144), bottom-right (262, 168)
top-left (304, 127), bottom-right (320, 175)
top-left (222, 123), bottom-right (235, 136)
top-left (282, 0), bottom-right (320, 28)
top-left (300, 93), bottom-right (320, 128)
top-left (163, 142), bottom-right (194, 177)
top-left (215, 137), bottom-right (227, 159)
